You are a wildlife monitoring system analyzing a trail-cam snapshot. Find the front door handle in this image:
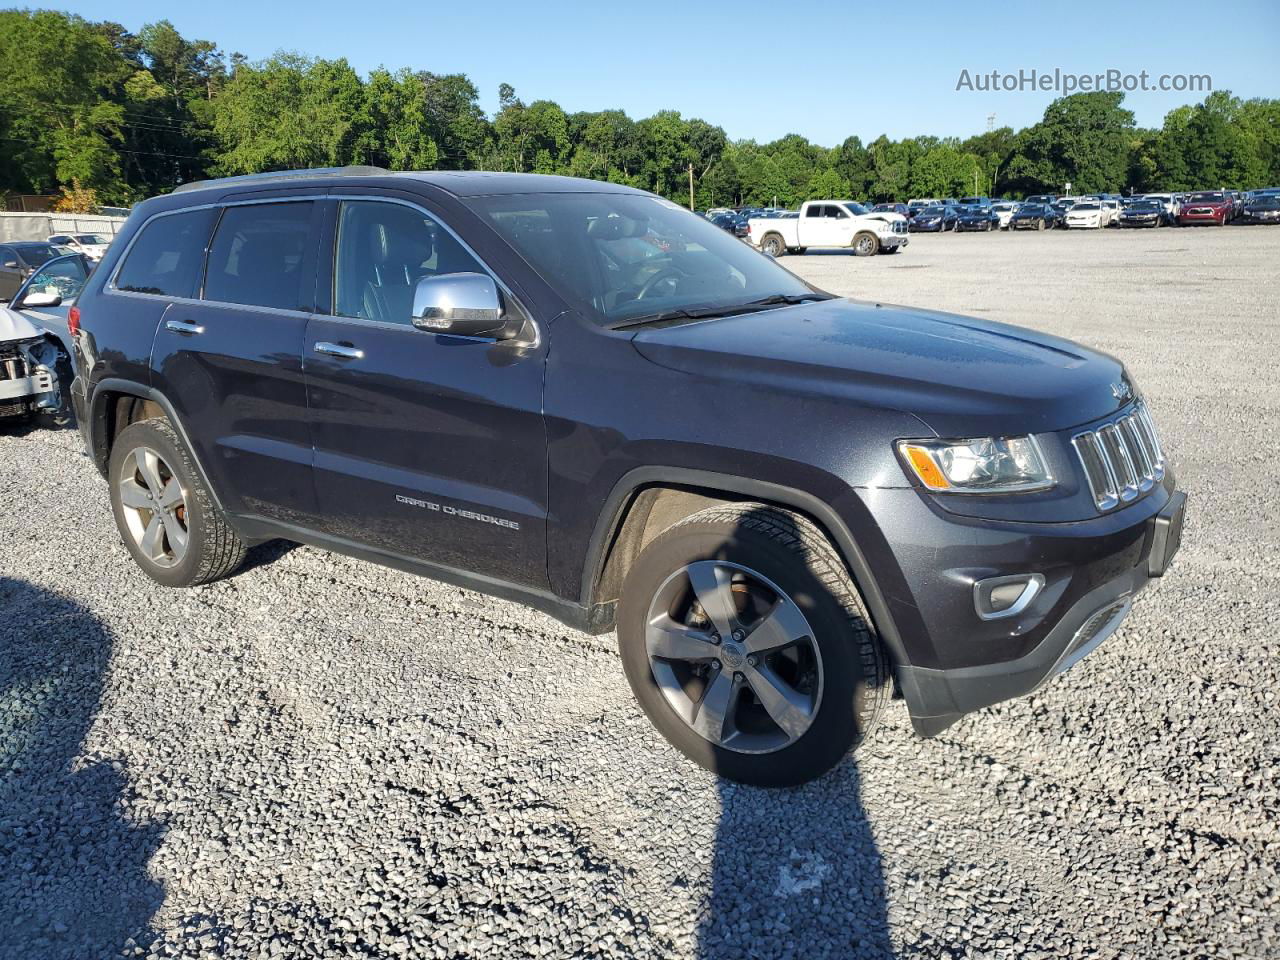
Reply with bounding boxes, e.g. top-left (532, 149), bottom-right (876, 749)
top-left (164, 320), bottom-right (205, 335)
top-left (314, 341), bottom-right (364, 360)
